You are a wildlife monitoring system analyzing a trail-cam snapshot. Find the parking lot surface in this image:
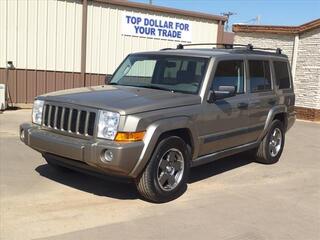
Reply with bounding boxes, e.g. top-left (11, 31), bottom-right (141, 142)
top-left (1, 109), bottom-right (319, 240)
